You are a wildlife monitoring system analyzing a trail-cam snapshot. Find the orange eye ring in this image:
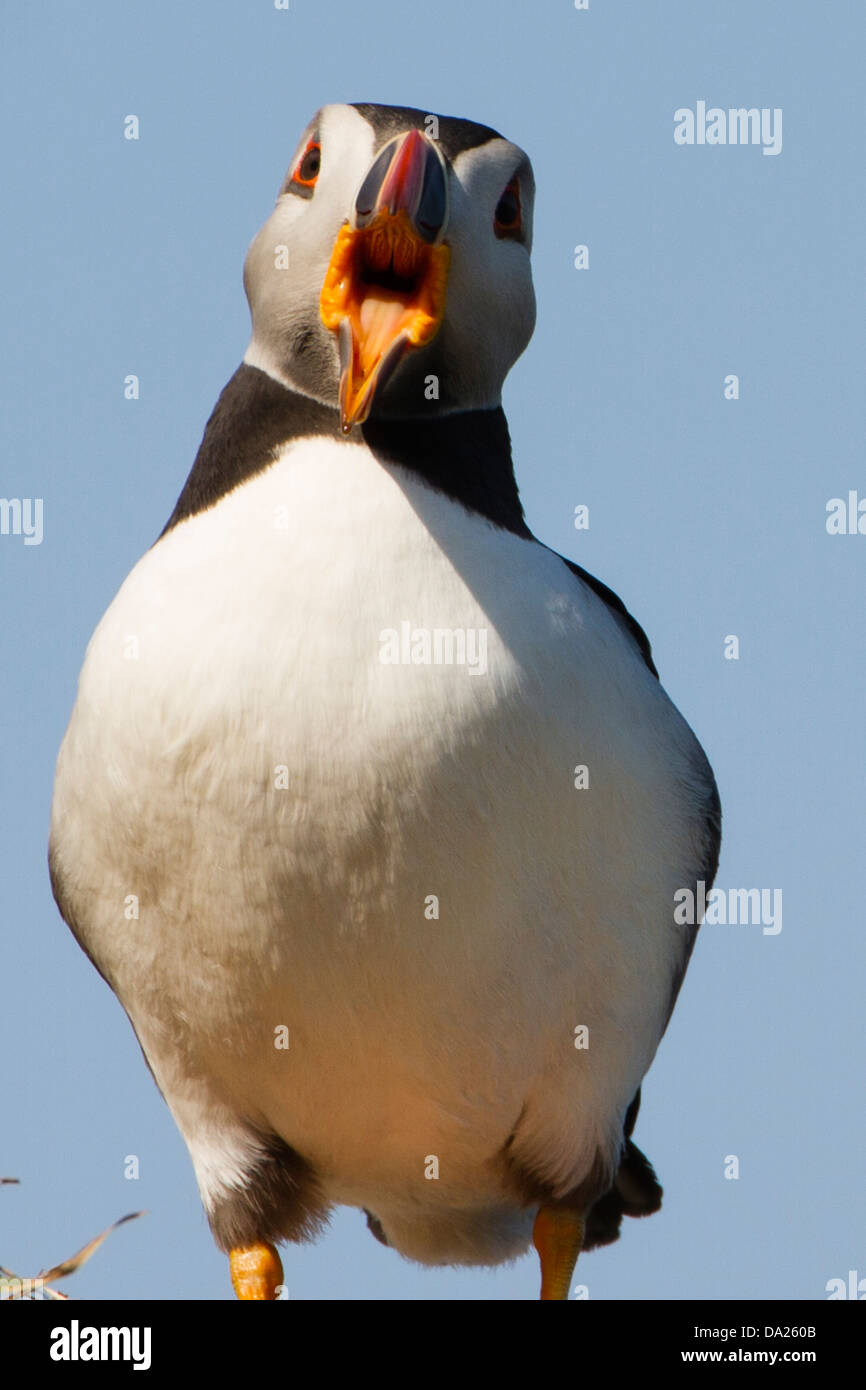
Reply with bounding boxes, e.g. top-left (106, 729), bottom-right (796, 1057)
top-left (292, 139), bottom-right (322, 189)
top-left (494, 176), bottom-right (522, 239)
